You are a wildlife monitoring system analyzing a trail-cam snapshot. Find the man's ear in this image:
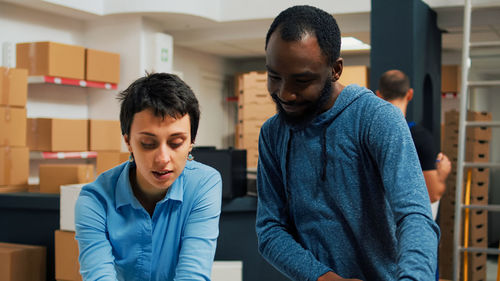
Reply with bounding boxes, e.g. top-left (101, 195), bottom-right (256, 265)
top-left (332, 57), bottom-right (343, 82)
top-left (407, 88), bottom-right (414, 102)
